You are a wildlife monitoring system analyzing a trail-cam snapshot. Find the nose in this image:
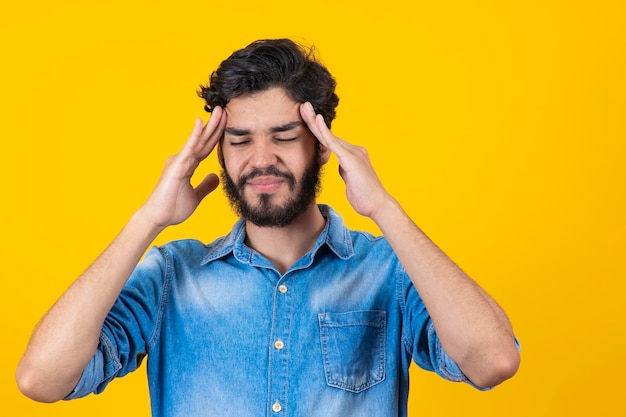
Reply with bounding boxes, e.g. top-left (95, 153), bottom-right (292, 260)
top-left (249, 140), bottom-right (278, 168)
